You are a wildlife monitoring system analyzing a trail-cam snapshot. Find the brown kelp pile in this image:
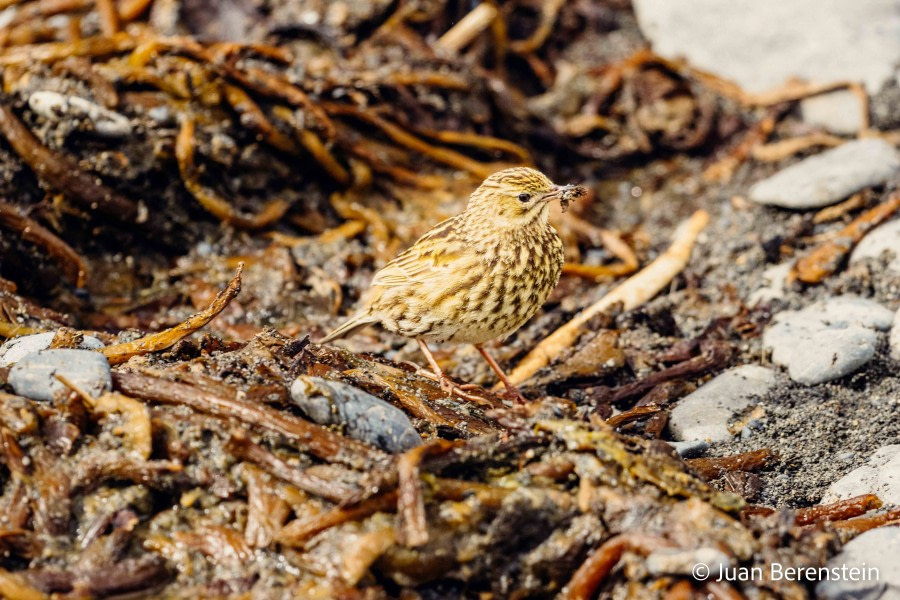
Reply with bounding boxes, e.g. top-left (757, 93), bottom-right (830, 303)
top-left (0, 0), bottom-right (898, 598)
